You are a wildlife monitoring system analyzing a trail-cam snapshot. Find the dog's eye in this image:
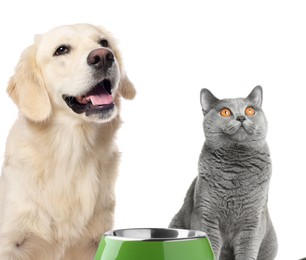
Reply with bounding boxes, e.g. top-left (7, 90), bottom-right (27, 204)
top-left (99, 39), bottom-right (109, 47)
top-left (54, 45), bottom-right (71, 56)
